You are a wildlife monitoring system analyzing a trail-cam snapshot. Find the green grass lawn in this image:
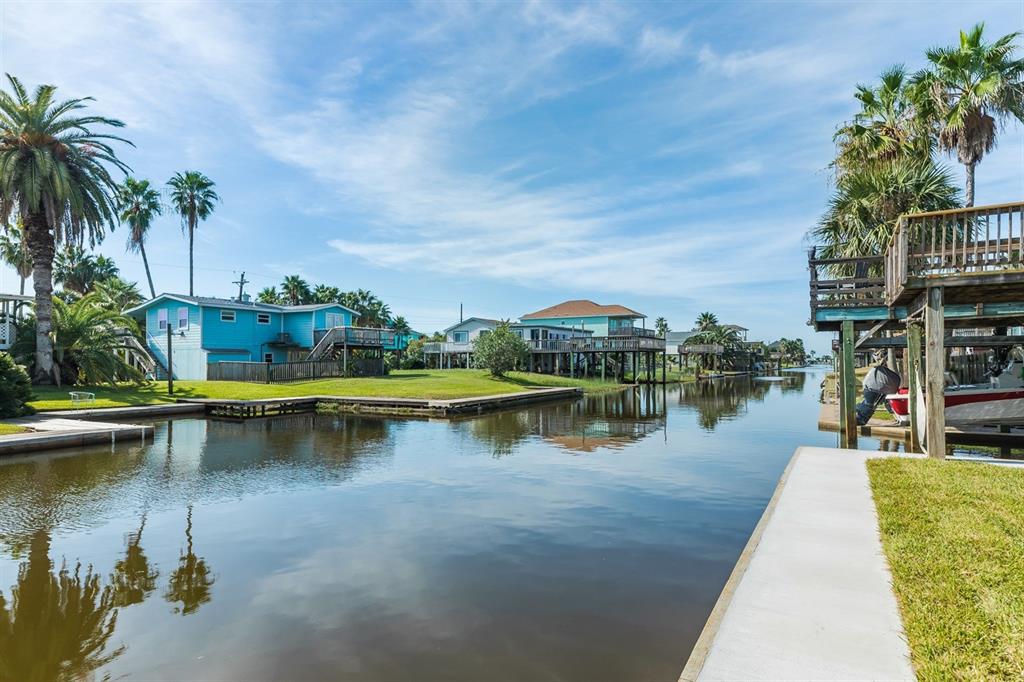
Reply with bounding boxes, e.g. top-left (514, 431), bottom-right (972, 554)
top-left (0, 423), bottom-right (29, 435)
top-left (868, 458), bottom-right (1024, 679)
top-left (28, 369), bottom-right (625, 411)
